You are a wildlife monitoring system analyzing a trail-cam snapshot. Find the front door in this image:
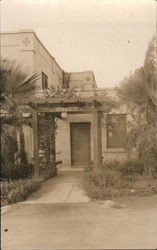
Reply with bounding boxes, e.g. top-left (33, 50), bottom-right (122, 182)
top-left (70, 123), bottom-right (91, 166)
